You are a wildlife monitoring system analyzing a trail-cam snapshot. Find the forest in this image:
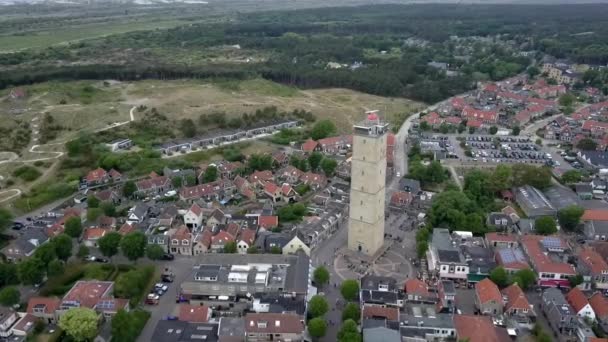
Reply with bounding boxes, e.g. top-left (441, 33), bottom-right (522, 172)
top-left (2, 4), bottom-right (608, 102)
